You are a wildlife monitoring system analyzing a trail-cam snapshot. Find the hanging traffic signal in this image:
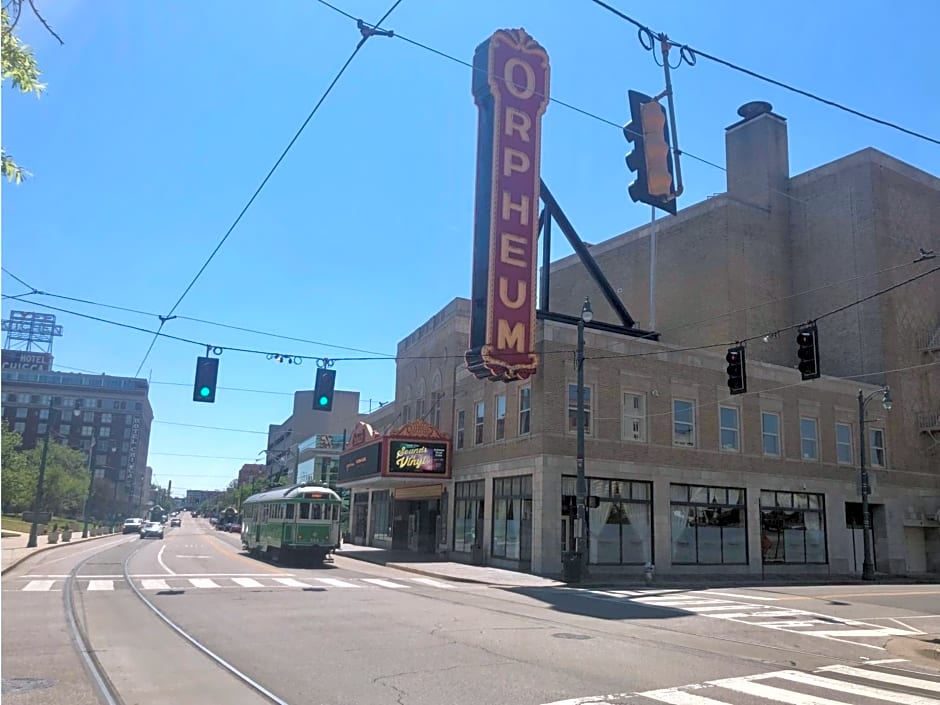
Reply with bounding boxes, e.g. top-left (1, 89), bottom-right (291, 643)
top-left (624, 90), bottom-right (677, 215)
top-left (313, 368), bottom-right (336, 412)
top-left (797, 323), bottom-right (820, 380)
top-left (726, 345), bottom-right (747, 395)
top-left (192, 356), bottom-right (219, 403)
